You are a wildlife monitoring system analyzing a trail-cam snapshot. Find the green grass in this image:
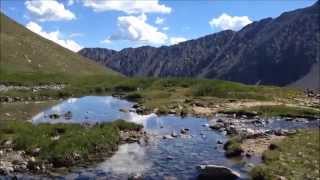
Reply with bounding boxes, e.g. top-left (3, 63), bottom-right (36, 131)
top-left (0, 120), bottom-right (142, 167)
top-left (0, 12), bottom-right (119, 86)
top-left (221, 105), bottom-right (320, 119)
top-left (250, 129), bottom-right (320, 180)
top-left (223, 136), bottom-right (244, 157)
